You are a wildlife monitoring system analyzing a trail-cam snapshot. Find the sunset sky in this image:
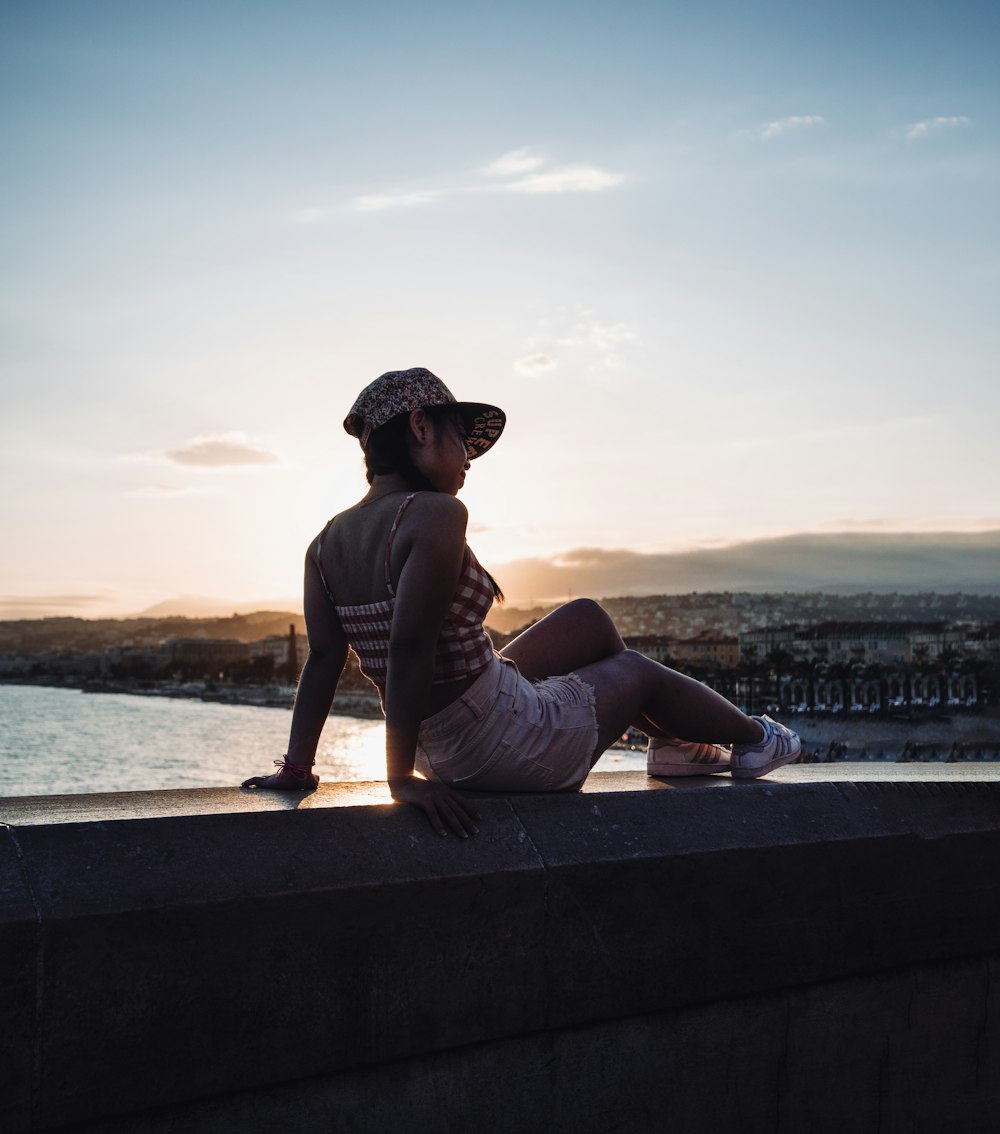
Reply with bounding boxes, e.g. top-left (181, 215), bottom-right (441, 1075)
top-left (2, 0), bottom-right (998, 617)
